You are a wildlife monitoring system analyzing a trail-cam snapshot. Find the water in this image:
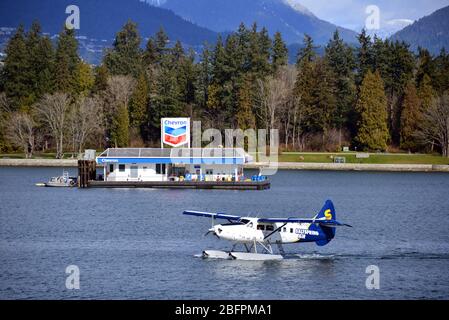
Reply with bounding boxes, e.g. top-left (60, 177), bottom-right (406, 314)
top-left (1, 167), bottom-right (449, 299)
